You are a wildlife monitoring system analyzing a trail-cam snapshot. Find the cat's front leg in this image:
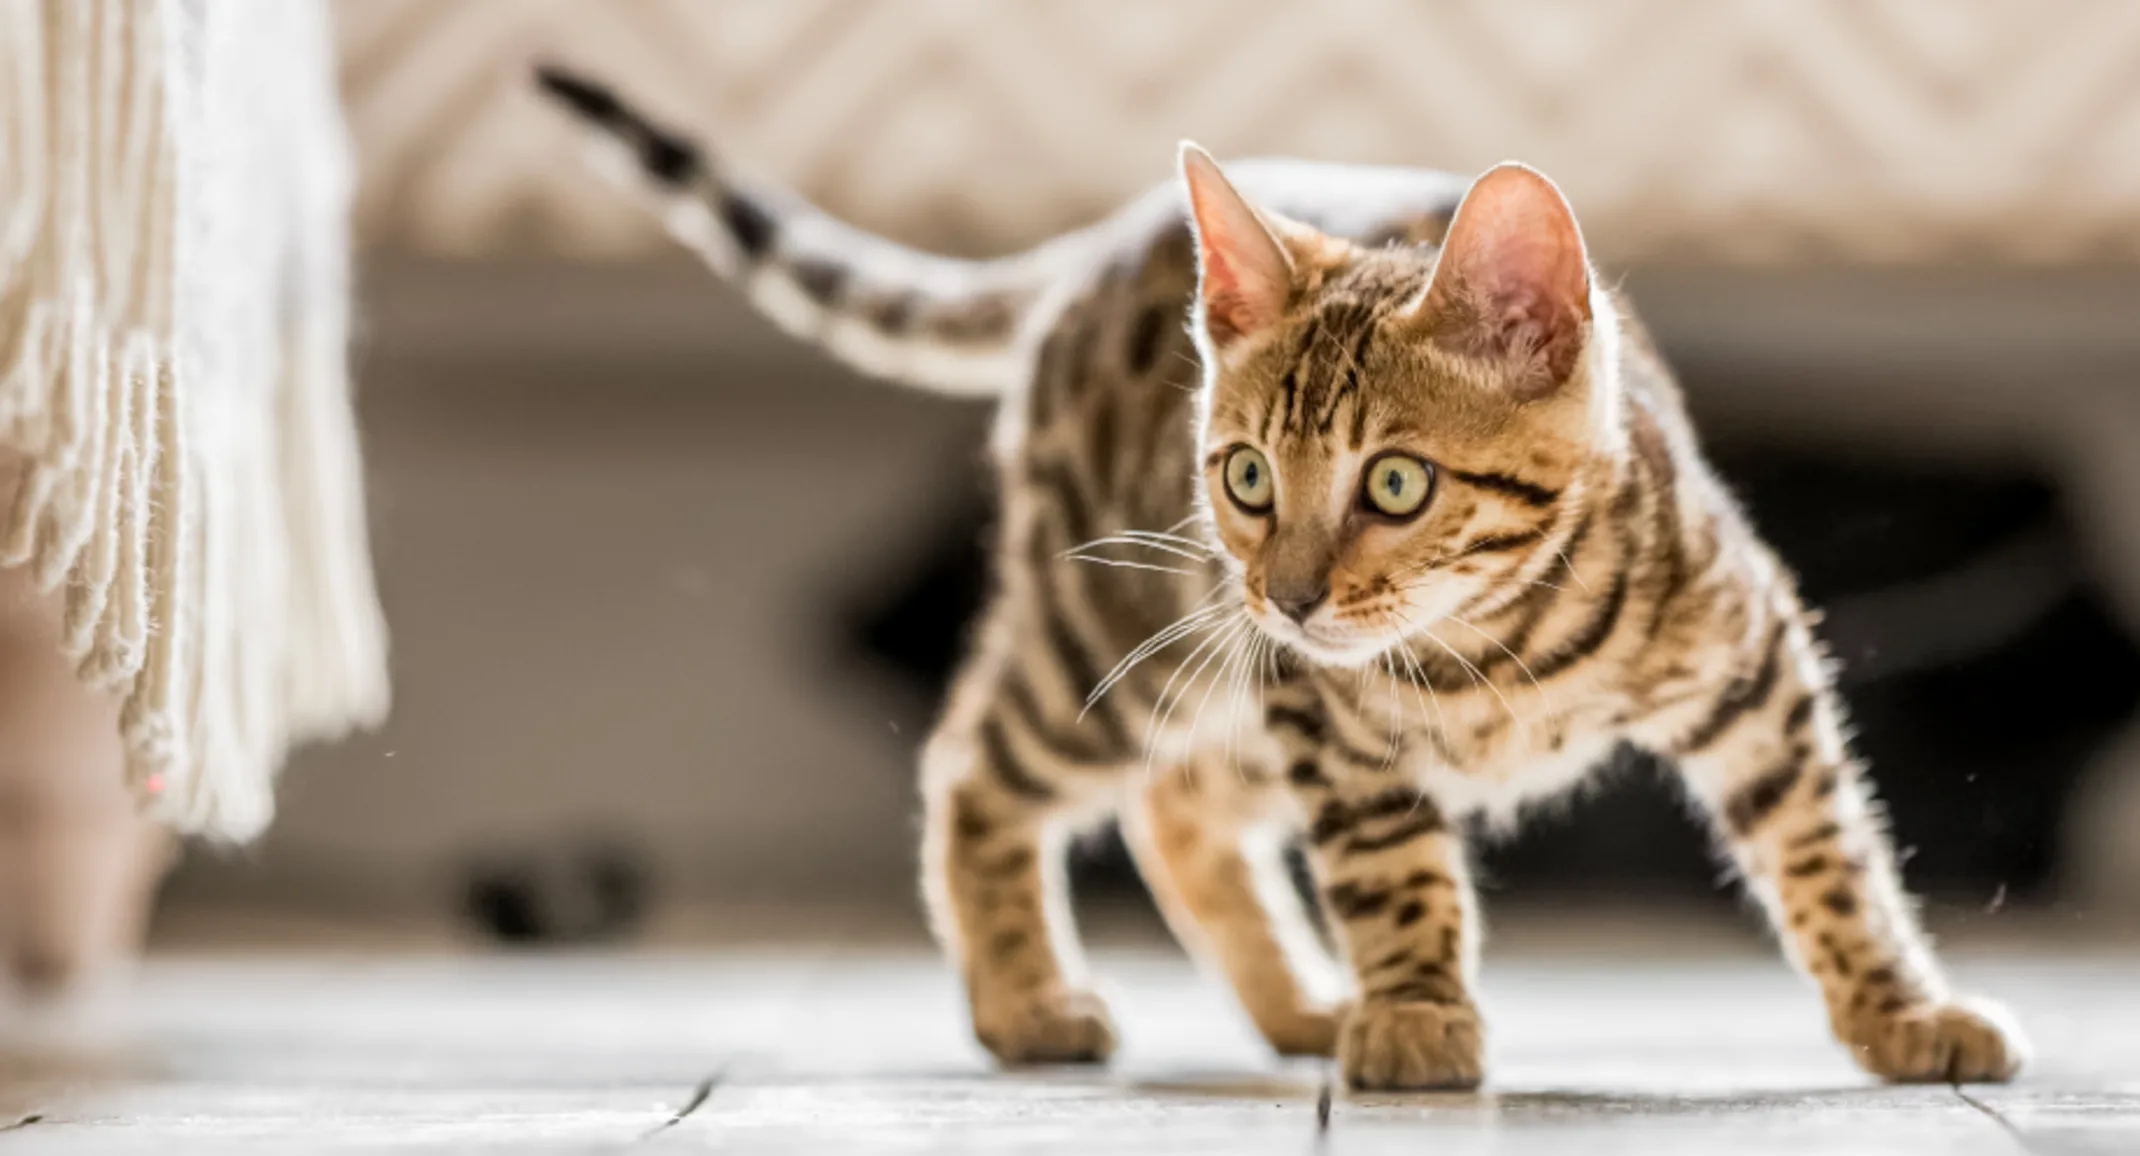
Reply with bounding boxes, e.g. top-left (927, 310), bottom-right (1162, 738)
top-left (1266, 695), bottom-right (1484, 1091)
top-left (1672, 615), bottom-right (2027, 1083)
top-left (1122, 763), bottom-right (1346, 1057)
top-left (921, 705), bottom-right (1118, 1067)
